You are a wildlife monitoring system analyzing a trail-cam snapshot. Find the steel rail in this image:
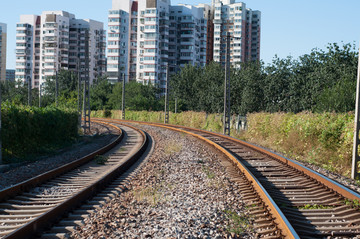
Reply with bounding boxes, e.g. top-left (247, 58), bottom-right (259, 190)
top-left (0, 121), bottom-right (123, 202)
top-left (1, 120), bottom-right (149, 239)
top-left (100, 119), bottom-right (360, 202)
top-left (95, 118), bottom-right (300, 239)
top-left (98, 118), bottom-right (360, 238)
